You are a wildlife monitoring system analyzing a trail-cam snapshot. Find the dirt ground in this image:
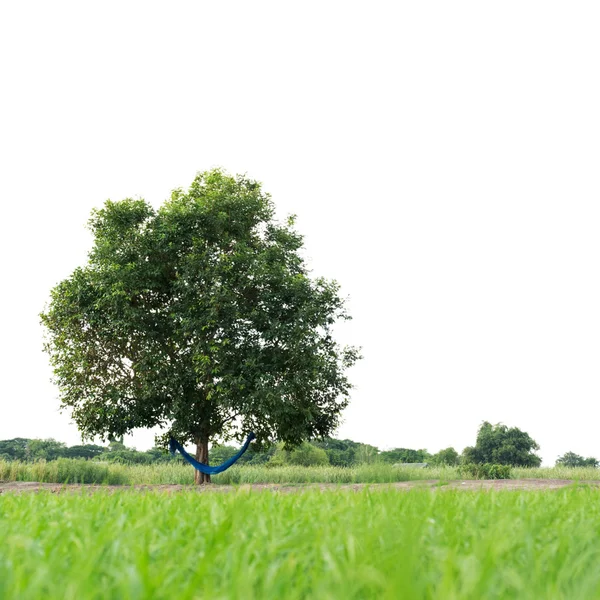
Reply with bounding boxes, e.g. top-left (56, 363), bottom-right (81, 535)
top-left (1, 479), bottom-right (598, 495)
